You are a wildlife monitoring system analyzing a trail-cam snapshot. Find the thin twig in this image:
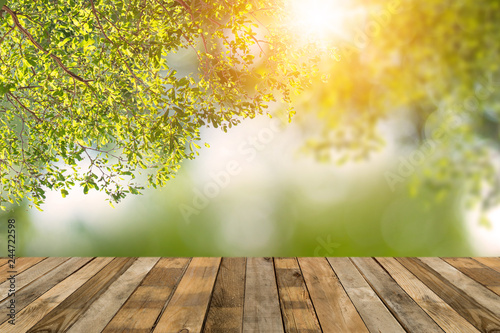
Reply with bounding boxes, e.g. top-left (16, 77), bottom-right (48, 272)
top-left (89, 0), bottom-right (144, 85)
top-left (6, 92), bottom-right (42, 122)
top-left (2, 5), bottom-right (92, 83)
top-left (0, 26), bottom-right (14, 45)
top-left (174, 0), bottom-right (191, 13)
